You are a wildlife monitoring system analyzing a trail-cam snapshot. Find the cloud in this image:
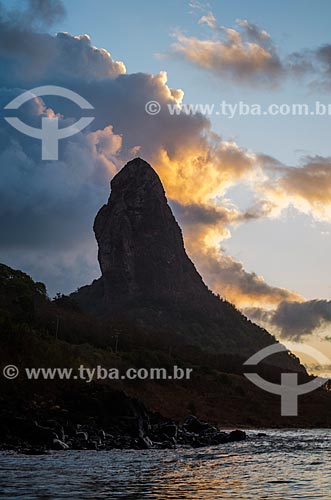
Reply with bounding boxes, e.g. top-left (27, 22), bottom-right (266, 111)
top-left (0, 0), bottom-right (66, 28)
top-left (172, 194), bottom-right (330, 338)
top-left (53, 33), bottom-right (126, 81)
top-left (245, 300), bottom-right (331, 340)
top-left (237, 19), bottom-right (273, 48)
top-left (169, 199), bottom-right (303, 307)
top-left (0, 2), bottom-right (125, 85)
top-left (0, 112), bottom-right (123, 251)
top-left (153, 138), bottom-right (259, 206)
top-left (288, 44), bottom-right (331, 92)
top-left (197, 249), bottom-right (302, 307)
top-left (198, 12), bottom-right (218, 30)
top-left (313, 45), bottom-right (331, 91)
top-left (257, 156), bottom-right (331, 222)
top-left (26, 0), bottom-right (66, 26)
top-left (170, 16), bottom-right (283, 88)
top-left (0, 115), bottom-right (125, 296)
top-left (168, 152), bottom-right (331, 332)
top-left (169, 10), bottom-right (331, 90)
top-left (171, 200), bottom-right (244, 247)
top-left (185, 245), bottom-right (302, 308)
